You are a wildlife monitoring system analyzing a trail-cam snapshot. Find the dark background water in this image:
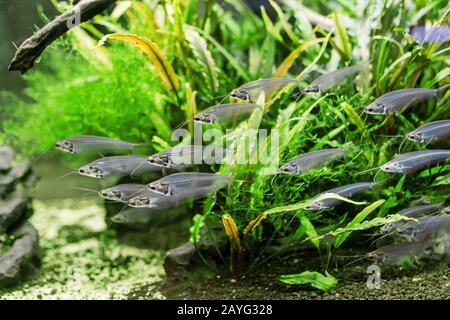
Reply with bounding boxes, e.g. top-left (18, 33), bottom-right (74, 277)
top-left (0, 0), bottom-right (57, 93)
